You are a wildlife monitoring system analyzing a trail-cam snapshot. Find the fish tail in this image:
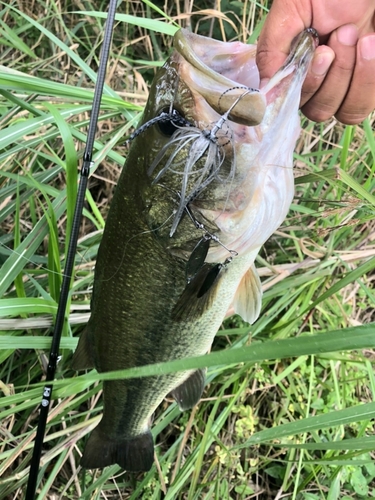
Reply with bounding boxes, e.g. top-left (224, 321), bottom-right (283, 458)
top-left (81, 426), bottom-right (154, 472)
